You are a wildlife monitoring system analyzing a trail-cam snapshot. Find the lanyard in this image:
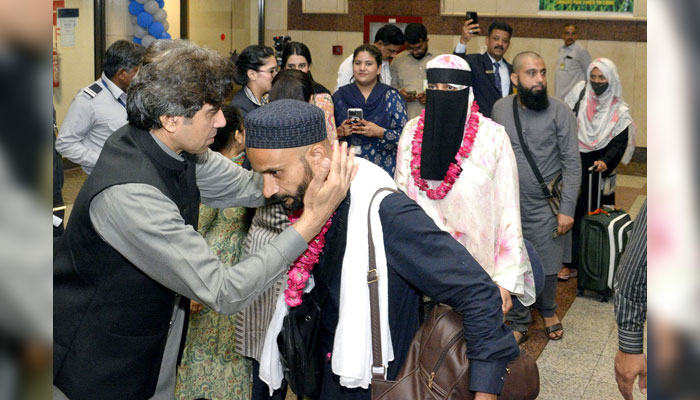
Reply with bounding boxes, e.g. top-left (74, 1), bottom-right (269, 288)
top-left (101, 78), bottom-right (126, 108)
